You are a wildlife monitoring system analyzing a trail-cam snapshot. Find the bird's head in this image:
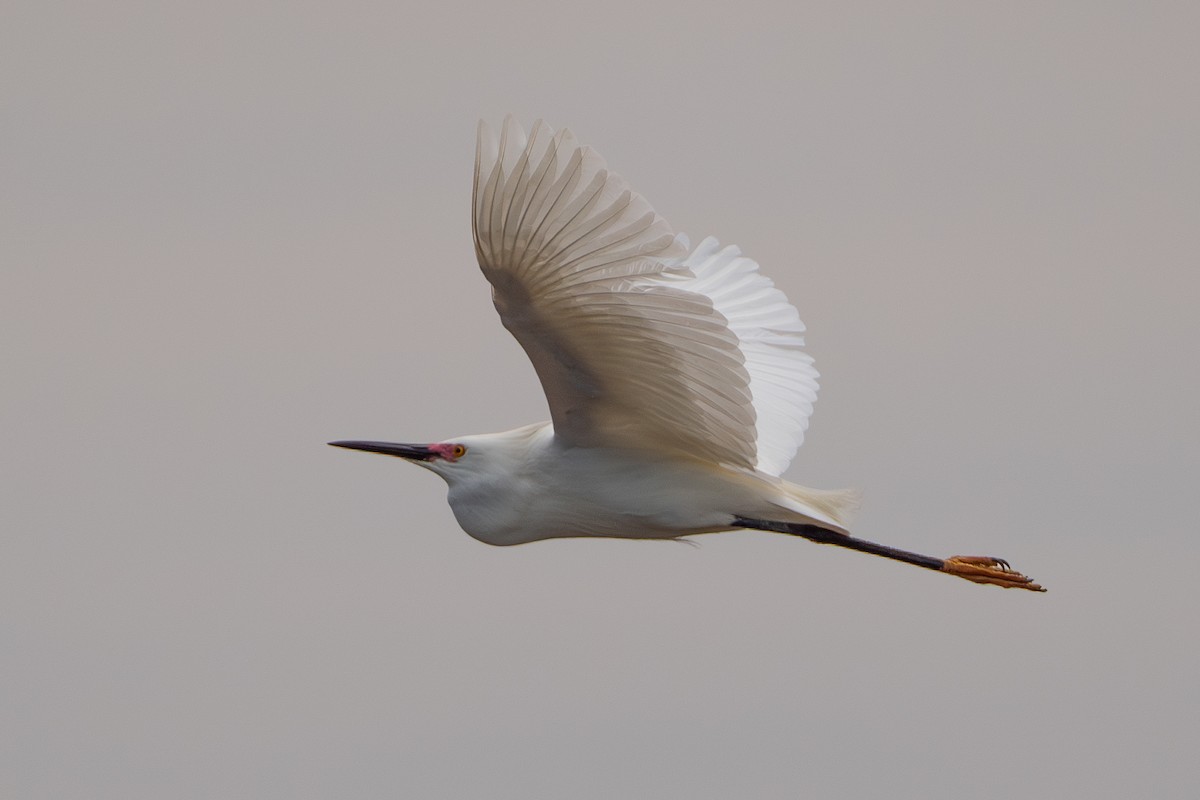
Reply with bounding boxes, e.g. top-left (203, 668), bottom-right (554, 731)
top-left (330, 424), bottom-right (545, 486)
top-left (328, 438), bottom-right (474, 479)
